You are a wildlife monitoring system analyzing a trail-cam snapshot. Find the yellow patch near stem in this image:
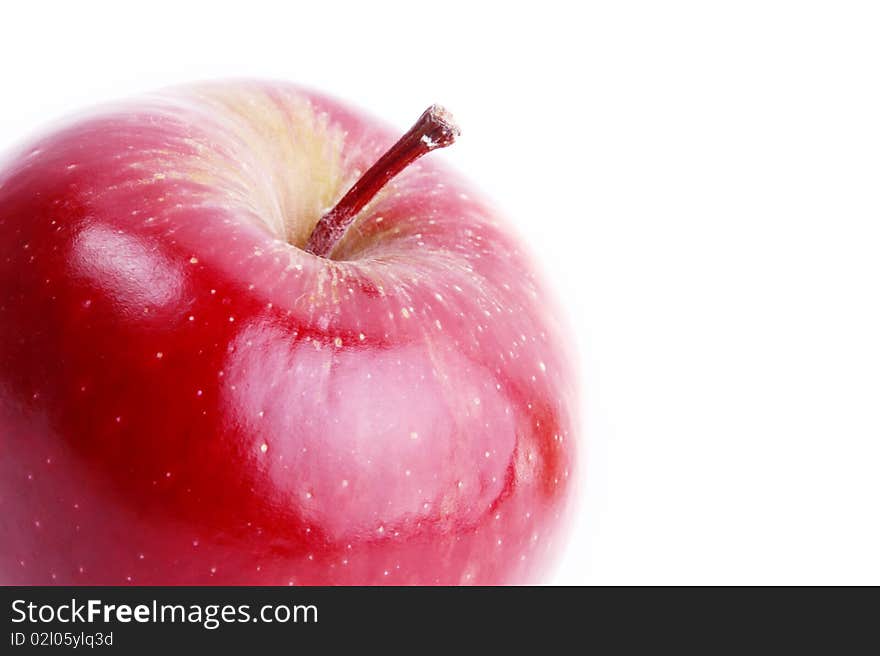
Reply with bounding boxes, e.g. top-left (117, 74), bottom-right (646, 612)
top-left (181, 84), bottom-right (349, 247)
